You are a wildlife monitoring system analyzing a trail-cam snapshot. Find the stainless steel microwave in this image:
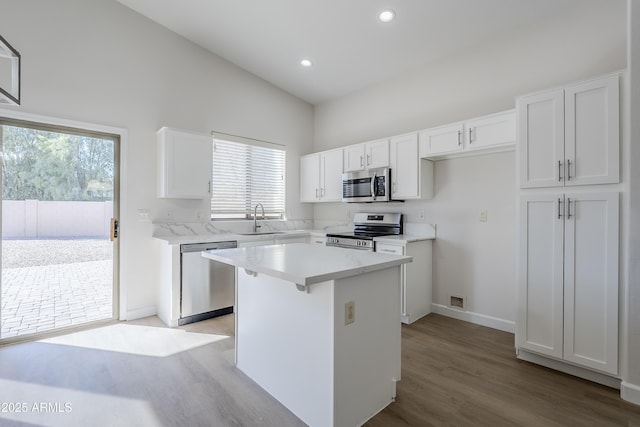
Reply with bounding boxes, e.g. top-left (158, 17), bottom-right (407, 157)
top-left (342, 167), bottom-right (390, 202)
